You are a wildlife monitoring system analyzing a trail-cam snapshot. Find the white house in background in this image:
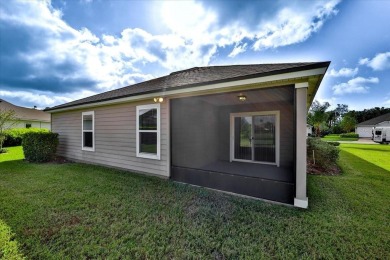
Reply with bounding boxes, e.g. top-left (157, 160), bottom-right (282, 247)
top-left (355, 113), bottom-right (390, 138)
top-left (306, 124), bottom-right (313, 136)
top-left (0, 99), bottom-right (51, 130)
